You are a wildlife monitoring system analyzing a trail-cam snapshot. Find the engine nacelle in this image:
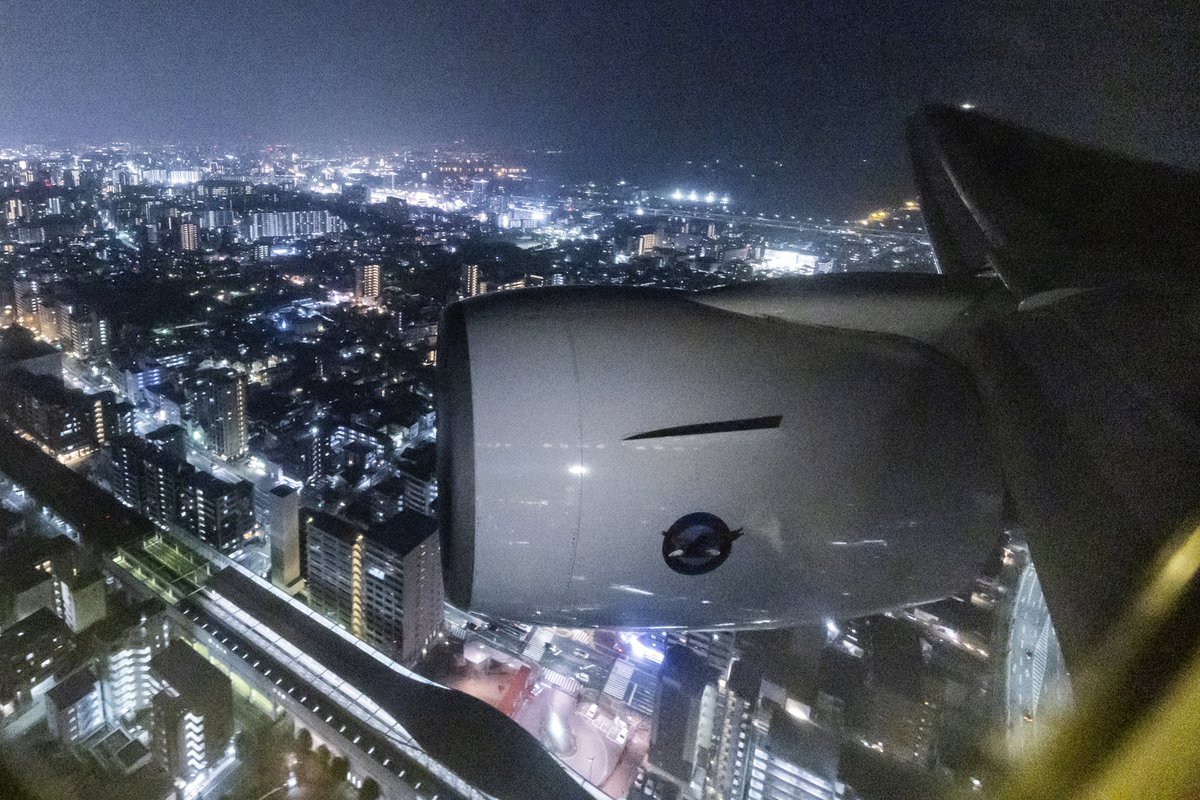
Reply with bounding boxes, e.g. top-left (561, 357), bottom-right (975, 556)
top-left (438, 285), bottom-right (1001, 629)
